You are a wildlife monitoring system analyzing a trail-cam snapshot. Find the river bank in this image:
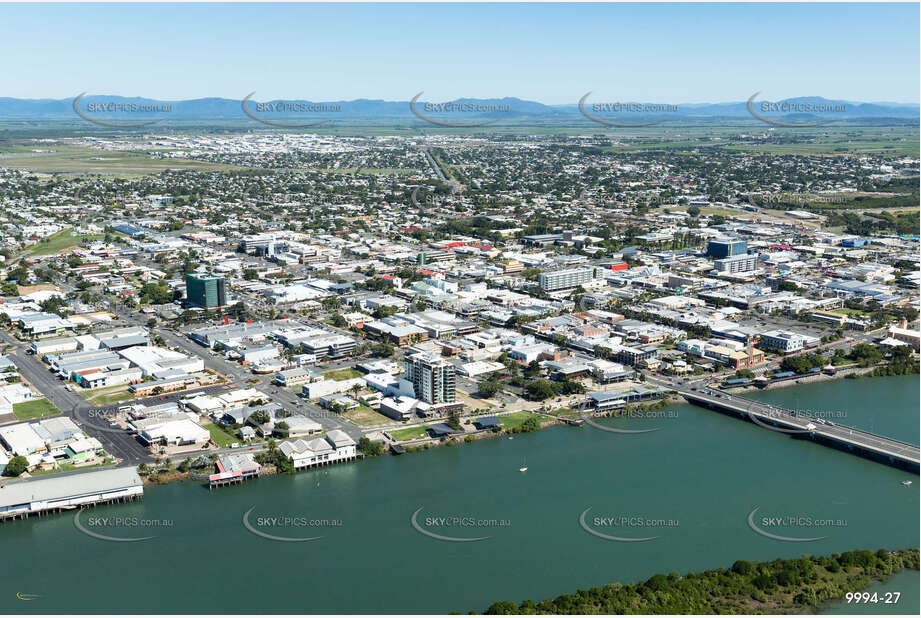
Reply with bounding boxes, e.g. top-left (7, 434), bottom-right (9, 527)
top-left (122, 371), bottom-right (915, 488)
top-left (819, 568), bottom-right (921, 615)
top-left (724, 352), bottom-right (919, 395)
top-left (478, 549), bottom-right (920, 615)
top-left (2, 375), bottom-right (917, 614)
top-left (725, 365), bottom-right (883, 394)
